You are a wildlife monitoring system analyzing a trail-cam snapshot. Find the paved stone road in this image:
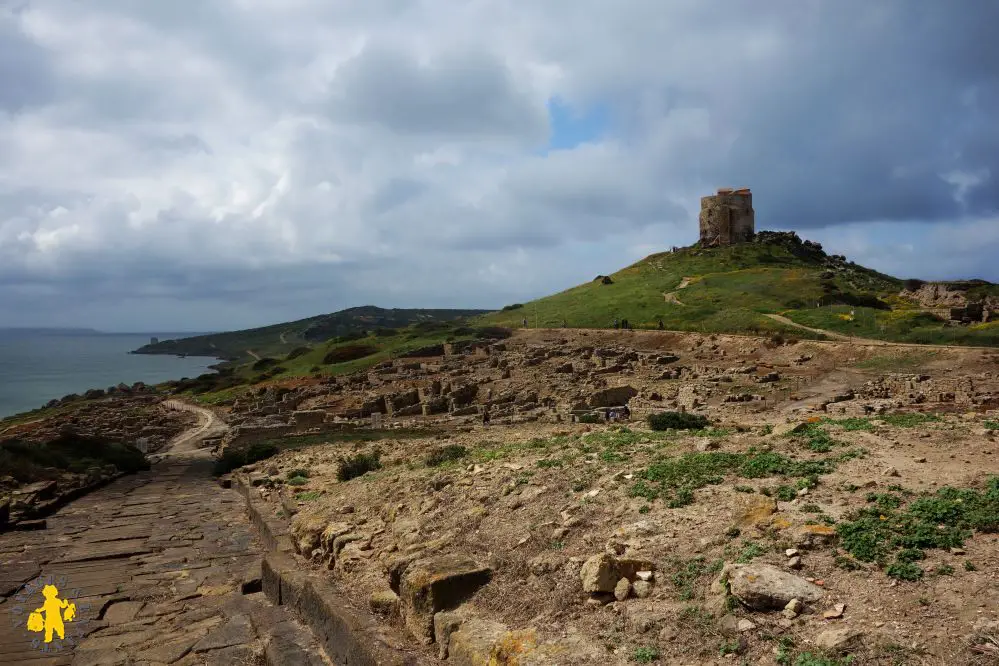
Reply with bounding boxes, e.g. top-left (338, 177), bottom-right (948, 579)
top-left (0, 407), bottom-right (328, 665)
